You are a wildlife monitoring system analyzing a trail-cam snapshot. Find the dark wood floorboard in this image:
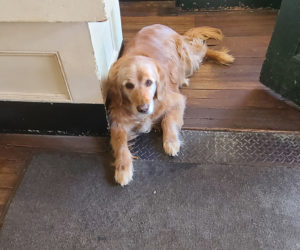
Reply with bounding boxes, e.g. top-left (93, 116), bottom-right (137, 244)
top-left (120, 1), bottom-right (178, 16)
top-left (0, 149), bottom-right (31, 229)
